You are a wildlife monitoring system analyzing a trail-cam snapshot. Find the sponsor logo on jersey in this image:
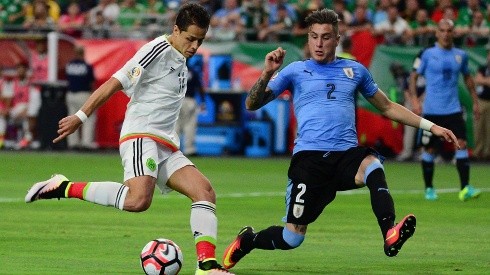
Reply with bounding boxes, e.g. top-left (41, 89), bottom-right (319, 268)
top-left (343, 67), bottom-right (354, 78)
top-left (303, 69), bottom-right (313, 76)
